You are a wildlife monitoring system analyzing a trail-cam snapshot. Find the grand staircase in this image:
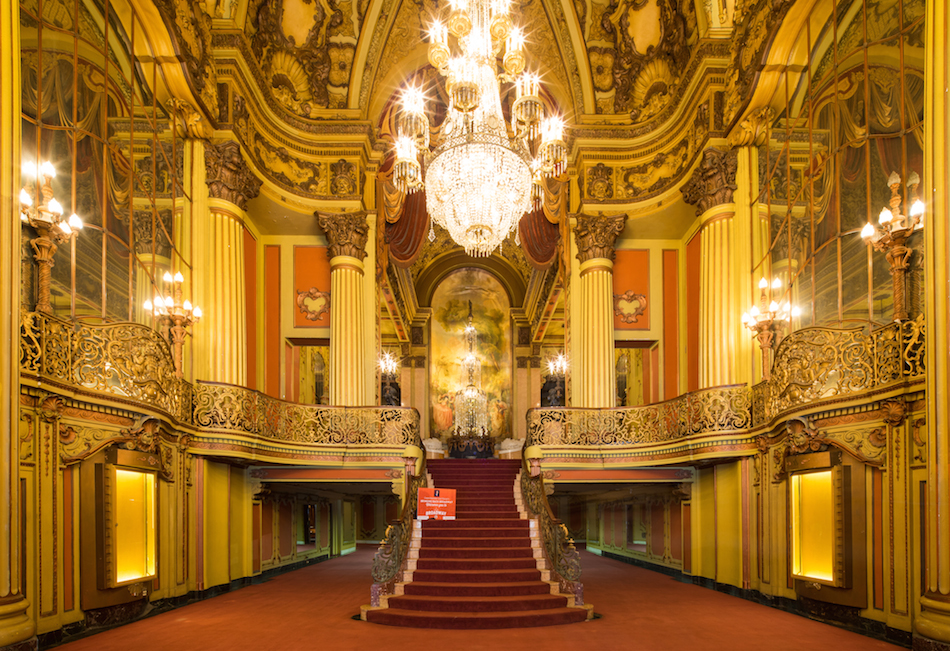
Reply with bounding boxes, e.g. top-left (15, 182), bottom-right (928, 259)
top-left (364, 459), bottom-right (590, 629)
